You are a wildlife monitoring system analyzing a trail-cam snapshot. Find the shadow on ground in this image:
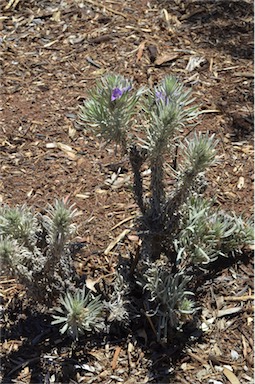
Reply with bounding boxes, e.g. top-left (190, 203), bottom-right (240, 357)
top-left (1, 251), bottom-right (252, 383)
top-left (160, 0), bottom-right (253, 59)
